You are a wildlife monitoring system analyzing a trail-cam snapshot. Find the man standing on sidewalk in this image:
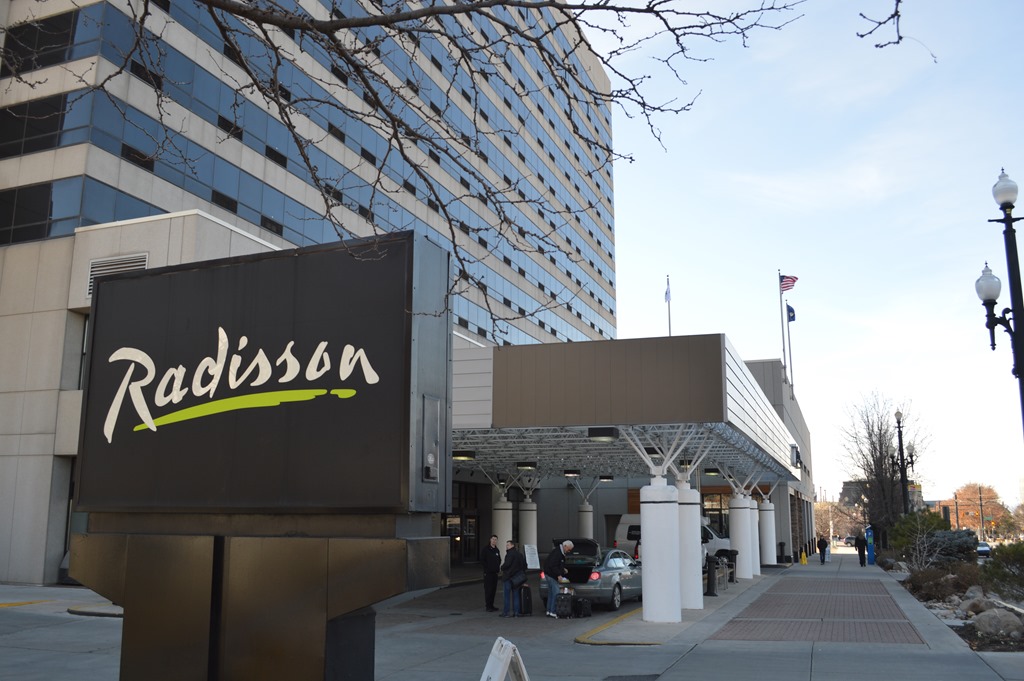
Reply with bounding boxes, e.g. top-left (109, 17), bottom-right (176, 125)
top-left (480, 535), bottom-right (501, 612)
top-left (817, 536), bottom-right (828, 565)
